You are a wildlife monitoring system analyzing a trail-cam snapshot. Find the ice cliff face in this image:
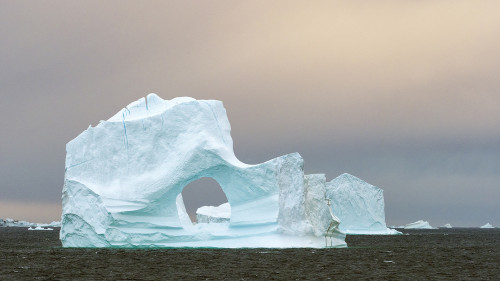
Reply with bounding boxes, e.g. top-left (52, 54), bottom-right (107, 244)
top-left (326, 173), bottom-right (400, 235)
top-left (61, 94), bottom-right (346, 248)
